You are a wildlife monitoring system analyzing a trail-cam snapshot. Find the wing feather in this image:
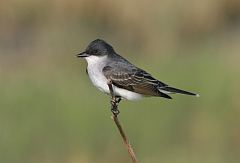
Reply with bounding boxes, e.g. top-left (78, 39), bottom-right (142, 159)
top-left (102, 66), bottom-right (170, 98)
